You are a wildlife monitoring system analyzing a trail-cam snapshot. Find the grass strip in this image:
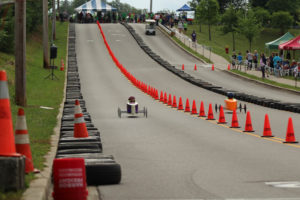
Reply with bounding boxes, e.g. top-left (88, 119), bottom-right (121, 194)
top-left (0, 22), bottom-right (68, 200)
top-left (231, 69), bottom-right (300, 92)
